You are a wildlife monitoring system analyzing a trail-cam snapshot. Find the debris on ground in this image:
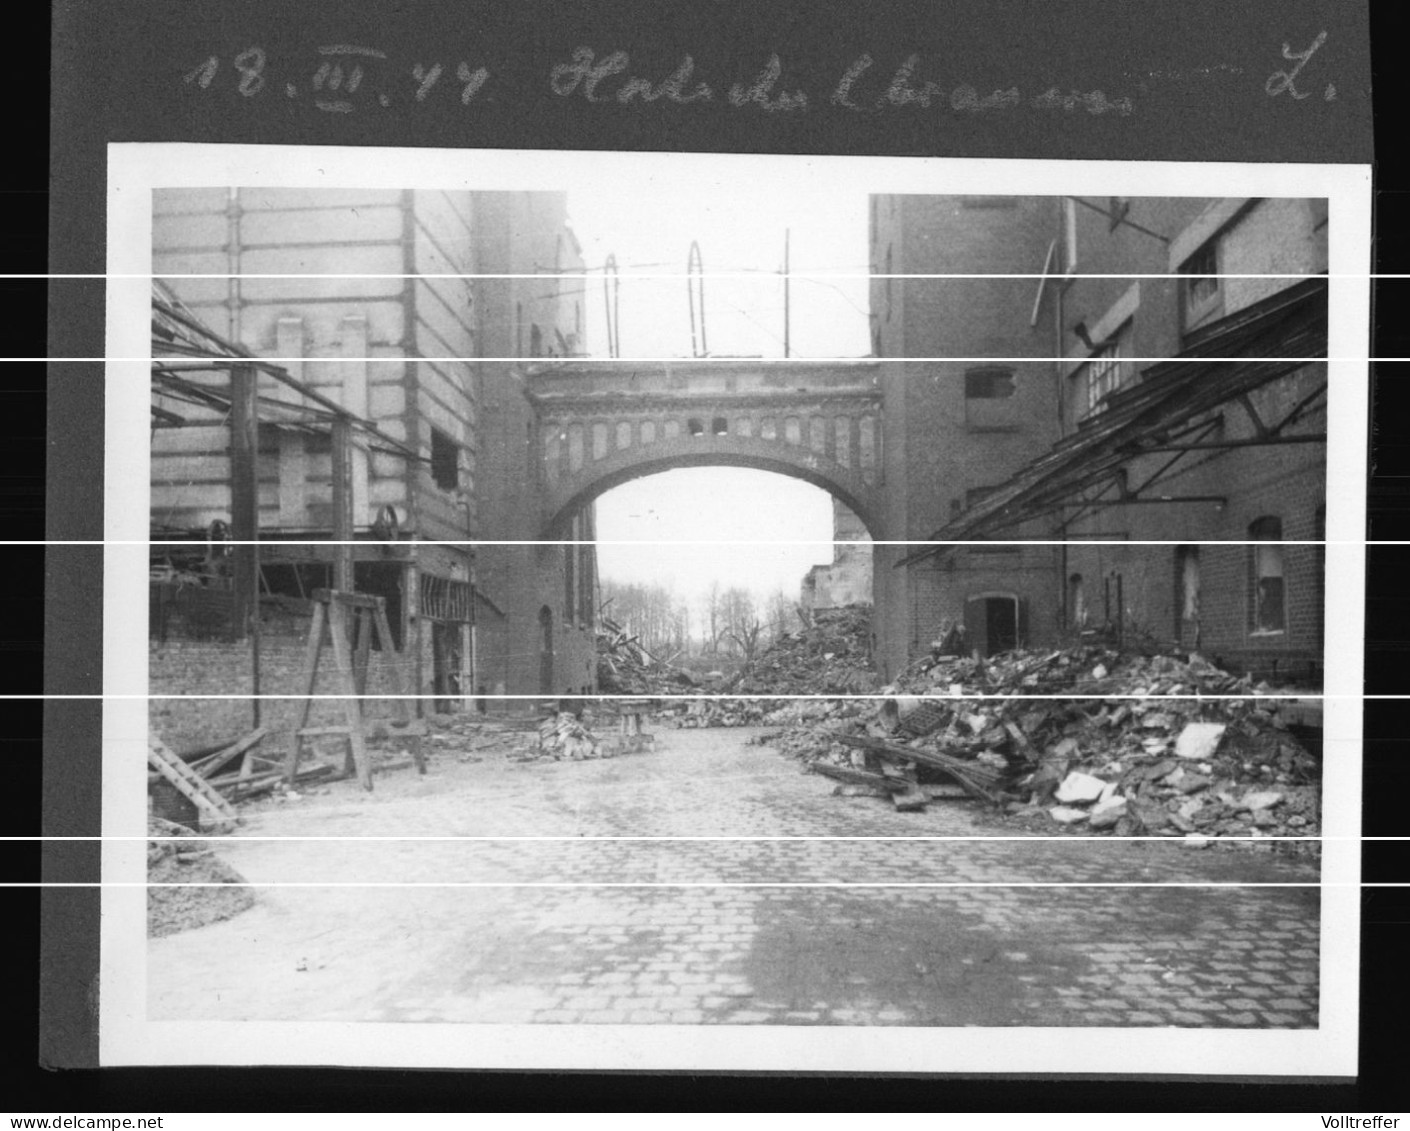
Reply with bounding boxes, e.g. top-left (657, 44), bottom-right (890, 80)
top-left (728, 605), bottom-right (879, 695)
top-left (596, 615), bottom-right (699, 695)
top-left (536, 711), bottom-right (603, 760)
top-left (425, 712), bottom-right (544, 761)
top-left (147, 816), bottom-right (255, 937)
top-left (666, 605), bottom-right (879, 727)
top-left (748, 635), bottom-right (1321, 849)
